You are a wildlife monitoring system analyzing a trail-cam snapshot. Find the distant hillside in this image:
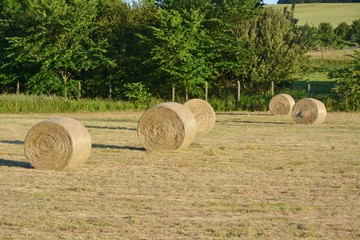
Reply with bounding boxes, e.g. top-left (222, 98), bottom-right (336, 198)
top-left (268, 3), bottom-right (360, 26)
top-left (278, 0), bottom-right (360, 3)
